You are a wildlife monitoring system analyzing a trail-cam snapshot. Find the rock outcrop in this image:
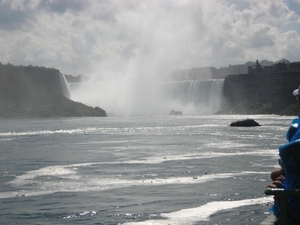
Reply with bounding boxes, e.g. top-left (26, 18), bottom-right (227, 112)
top-left (0, 64), bottom-right (107, 118)
top-left (230, 119), bottom-right (261, 127)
